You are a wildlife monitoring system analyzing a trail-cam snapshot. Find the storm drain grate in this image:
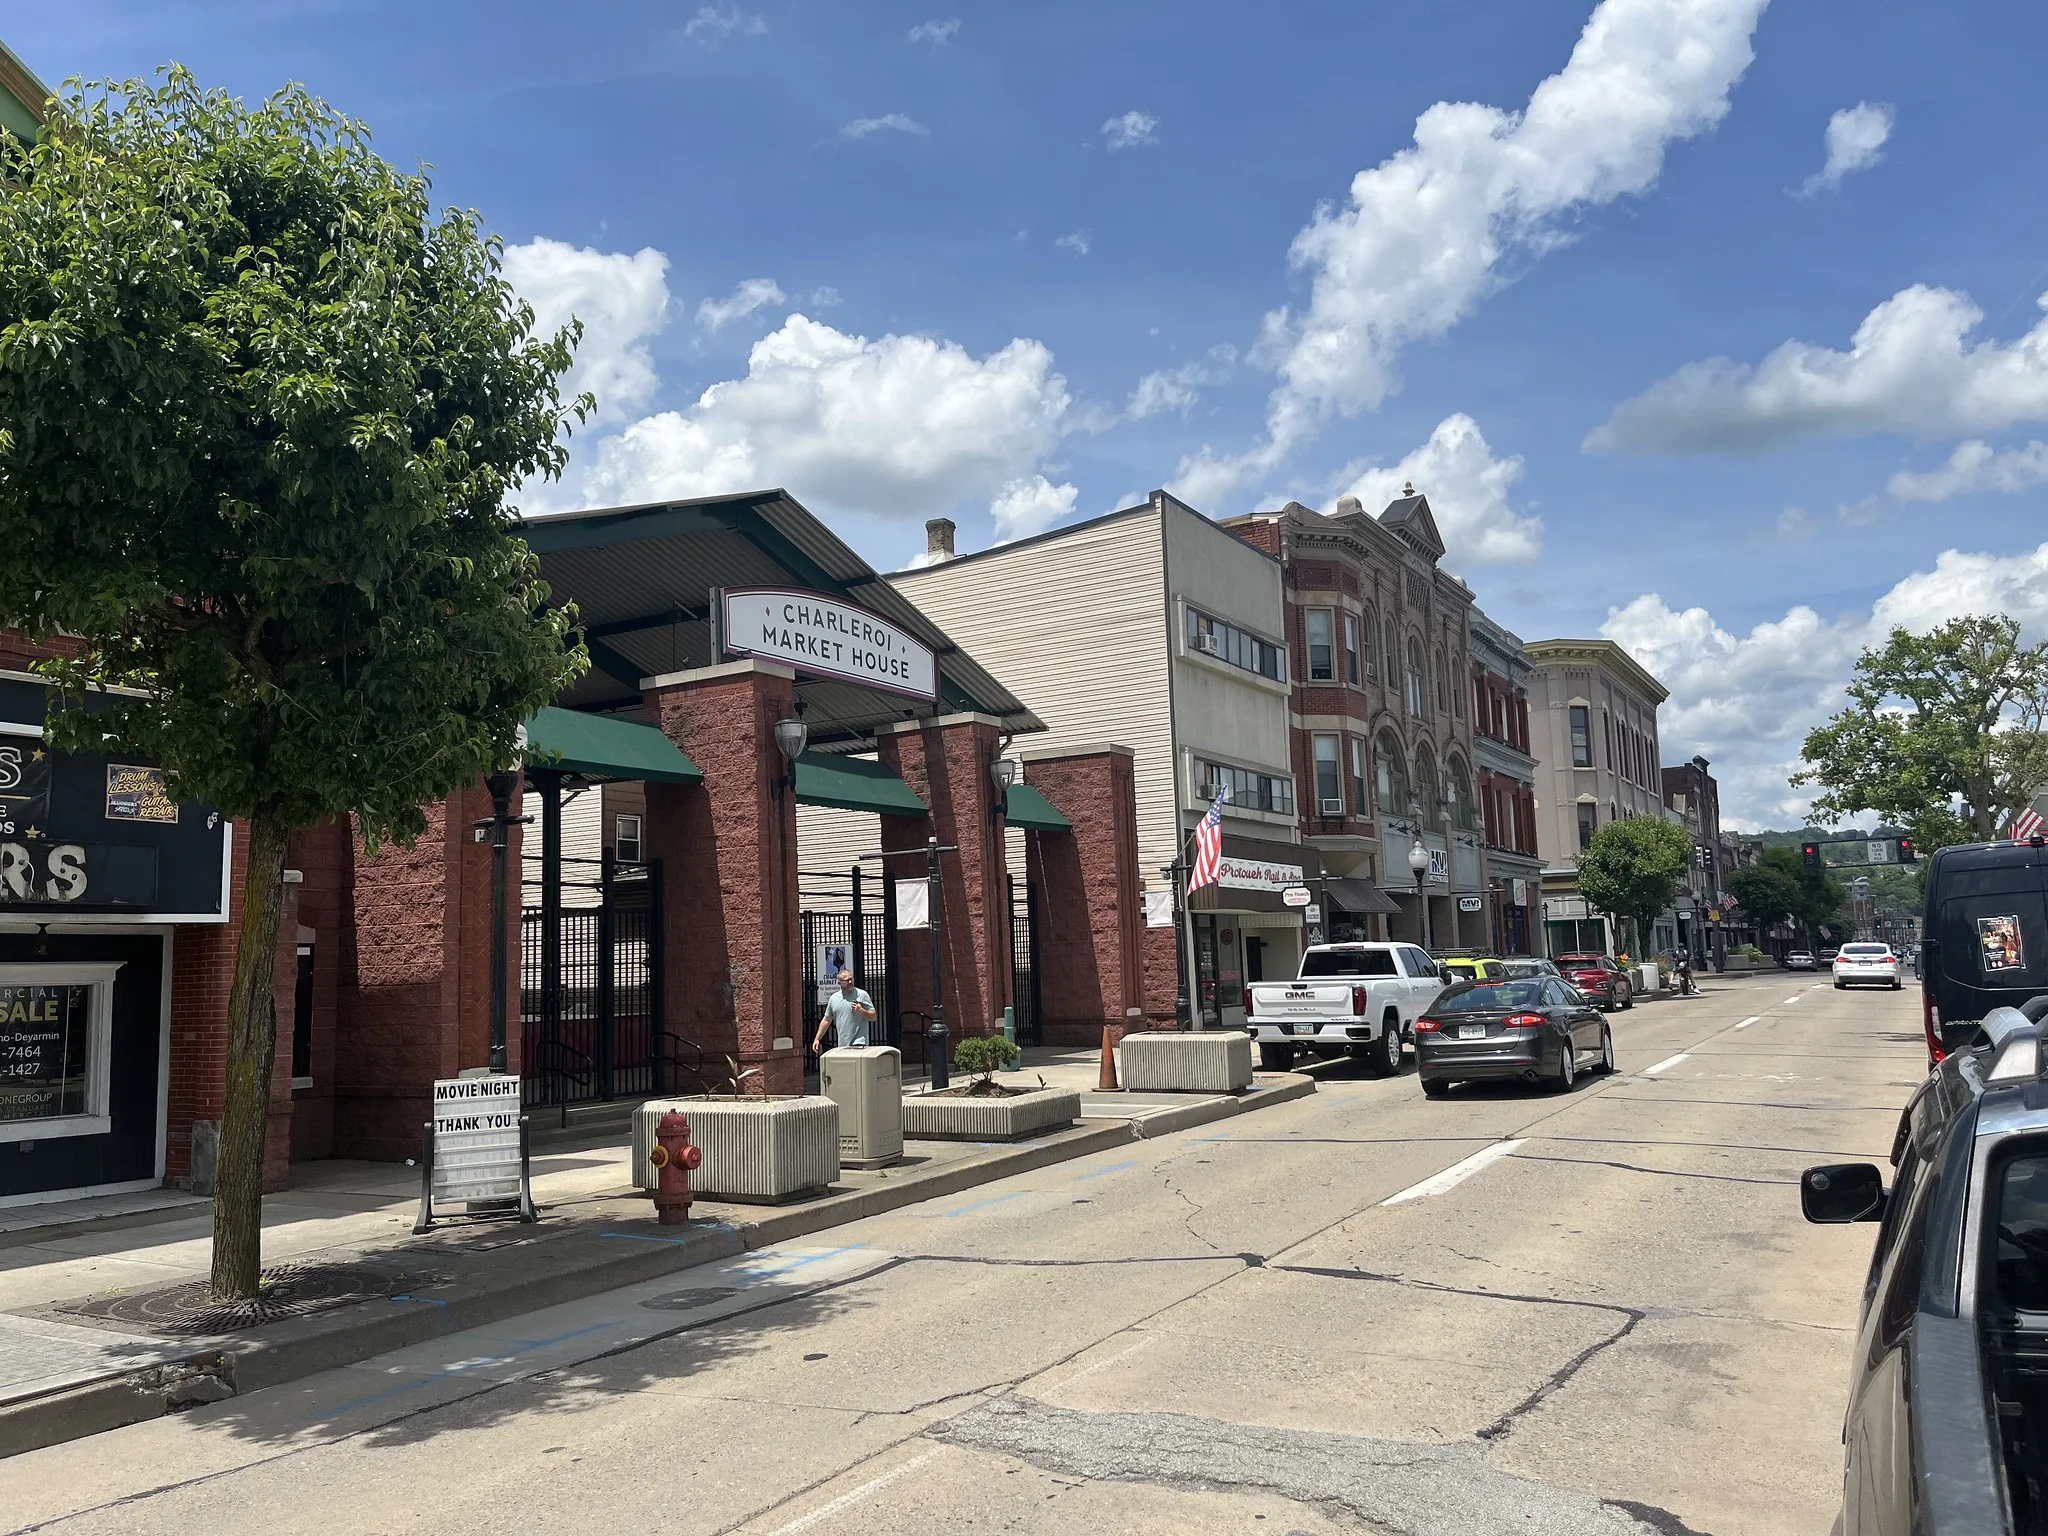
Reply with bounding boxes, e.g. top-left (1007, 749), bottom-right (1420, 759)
top-left (58, 1263), bottom-right (414, 1336)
